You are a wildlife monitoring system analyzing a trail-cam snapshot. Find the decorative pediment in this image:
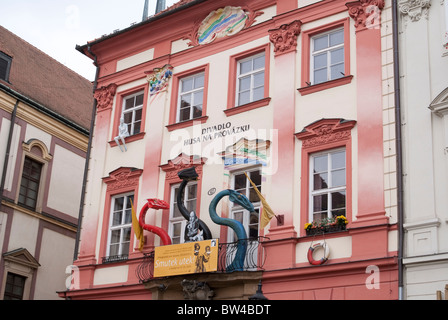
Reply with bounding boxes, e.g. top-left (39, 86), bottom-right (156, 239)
top-left (102, 167), bottom-right (143, 192)
top-left (160, 153), bottom-right (207, 182)
top-left (3, 248), bottom-right (40, 269)
top-left (218, 138), bottom-right (272, 166)
top-left (295, 119), bottom-right (356, 148)
top-left (429, 86), bottom-right (448, 117)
